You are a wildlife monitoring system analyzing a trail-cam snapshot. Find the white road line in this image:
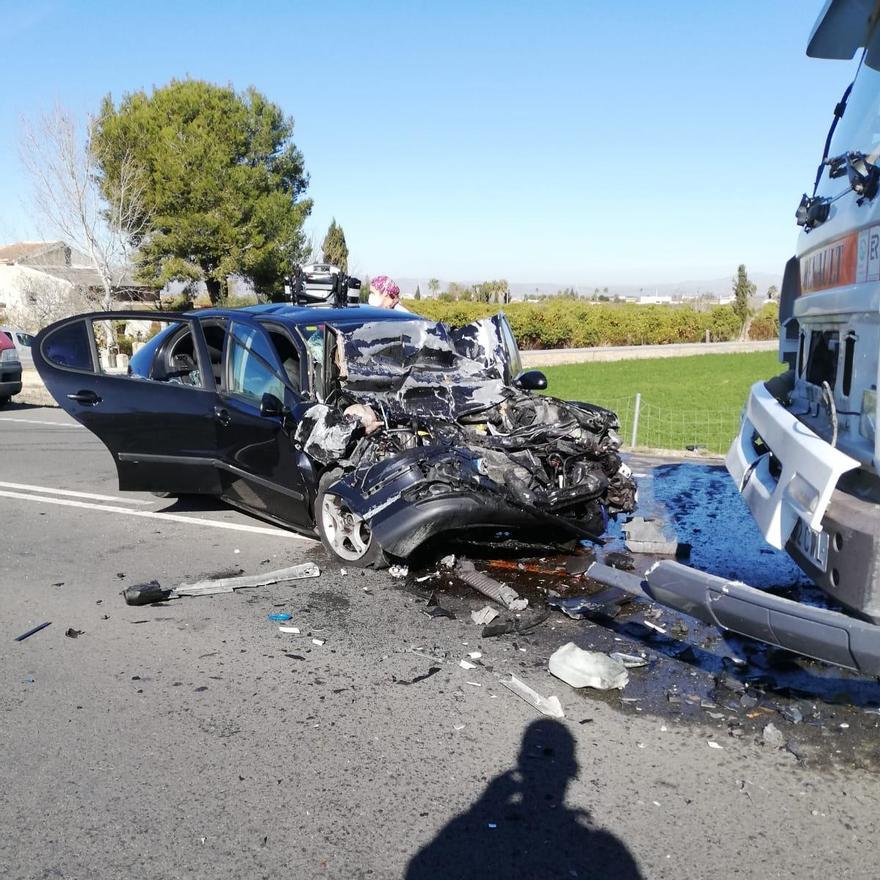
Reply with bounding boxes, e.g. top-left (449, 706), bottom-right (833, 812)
top-left (0, 481), bottom-right (153, 505)
top-left (0, 489), bottom-right (313, 540)
top-left (0, 416), bottom-right (83, 428)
